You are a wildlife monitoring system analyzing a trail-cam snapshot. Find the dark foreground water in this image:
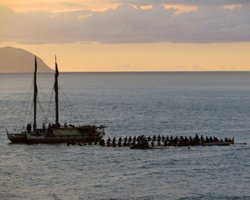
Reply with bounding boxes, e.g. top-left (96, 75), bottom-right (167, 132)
top-left (0, 72), bottom-right (250, 200)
